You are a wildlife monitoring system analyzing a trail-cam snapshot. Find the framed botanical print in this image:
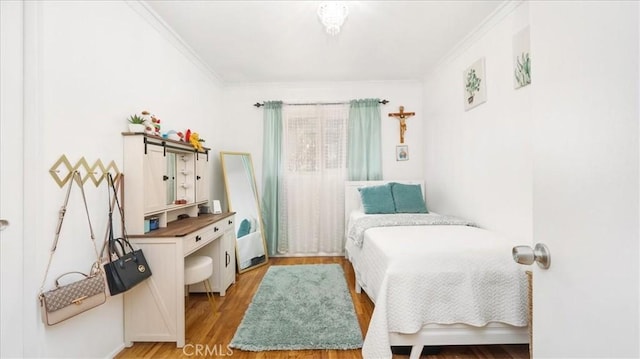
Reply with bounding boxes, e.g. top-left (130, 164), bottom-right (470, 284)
top-left (463, 57), bottom-right (487, 111)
